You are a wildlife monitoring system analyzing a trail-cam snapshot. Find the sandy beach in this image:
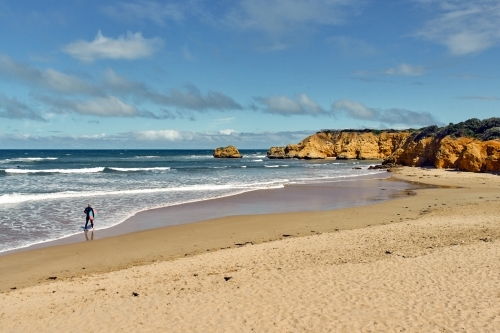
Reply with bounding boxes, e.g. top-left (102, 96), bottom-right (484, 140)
top-left (1, 167), bottom-right (500, 332)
